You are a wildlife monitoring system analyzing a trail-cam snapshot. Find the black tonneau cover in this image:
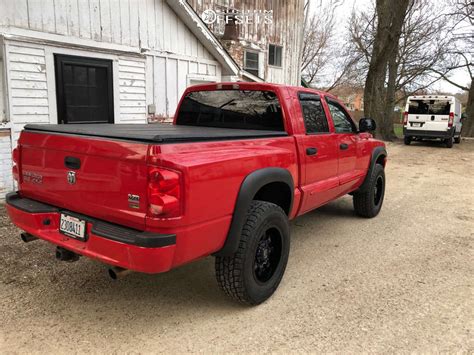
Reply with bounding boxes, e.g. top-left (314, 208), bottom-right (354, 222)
top-left (24, 124), bottom-right (287, 143)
